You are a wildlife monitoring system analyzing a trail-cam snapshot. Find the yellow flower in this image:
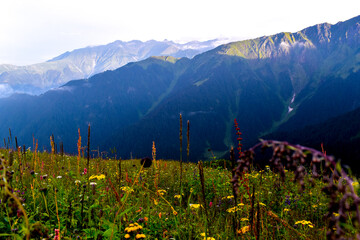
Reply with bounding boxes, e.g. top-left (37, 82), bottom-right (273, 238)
top-left (333, 213), bottom-right (339, 217)
top-left (295, 220), bottom-right (314, 228)
top-left (283, 208), bottom-right (290, 212)
top-left (173, 210), bottom-right (178, 216)
top-left (200, 233), bottom-right (215, 240)
top-left (157, 189), bottom-right (166, 195)
top-left (174, 195), bottom-right (181, 199)
top-left (238, 225), bottom-right (250, 234)
top-left (124, 234), bottom-right (131, 238)
top-left (121, 186), bottom-right (134, 193)
top-left (259, 202), bottom-right (266, 206)
top-left (222, 195), bottom-right (234, 200)
top-left (240, 218), bottom-right (249, 221)
top-left (189, 204), bottom-right (202, 209)
top-left (89, 174), bottom-right (106, 181)
top-left (227, 206), bottom-right (240, 213)
top-left (135, 233), bottom-right (146, 239)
